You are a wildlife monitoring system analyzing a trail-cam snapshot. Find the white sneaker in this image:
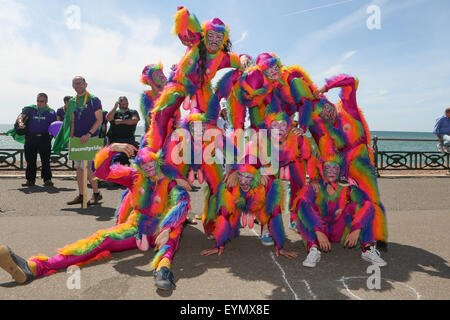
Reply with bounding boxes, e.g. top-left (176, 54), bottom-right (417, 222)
top-left (361, 245), bottom-right (387, 267)
top-left (303, 247), bottom-right (321, 268)
top-left (260, 230), bottom-right (274, 246)
top-left (437, 144), bottom-right (444, 153)
top-left (443, 146), bottom-right (450, 154)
